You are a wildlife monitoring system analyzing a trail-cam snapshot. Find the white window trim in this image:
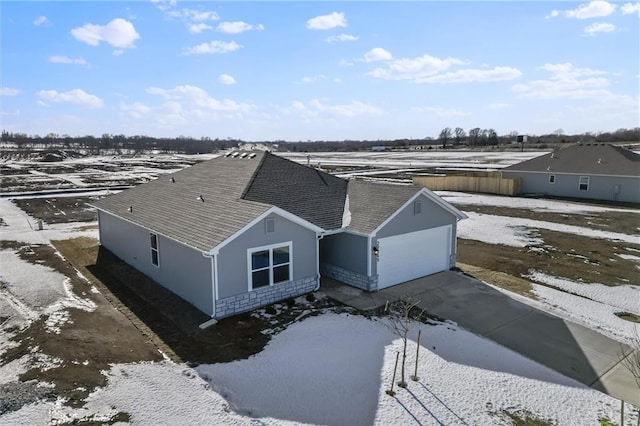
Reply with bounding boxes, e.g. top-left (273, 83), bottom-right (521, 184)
top-left (548, 174), bottom-right (555, 184)
top-left (150, 232), bottom-right (160, 267)
top-left (247, 241), bottom-right (293, 291)
top-left (578, 176), bottom-right (589, 191)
